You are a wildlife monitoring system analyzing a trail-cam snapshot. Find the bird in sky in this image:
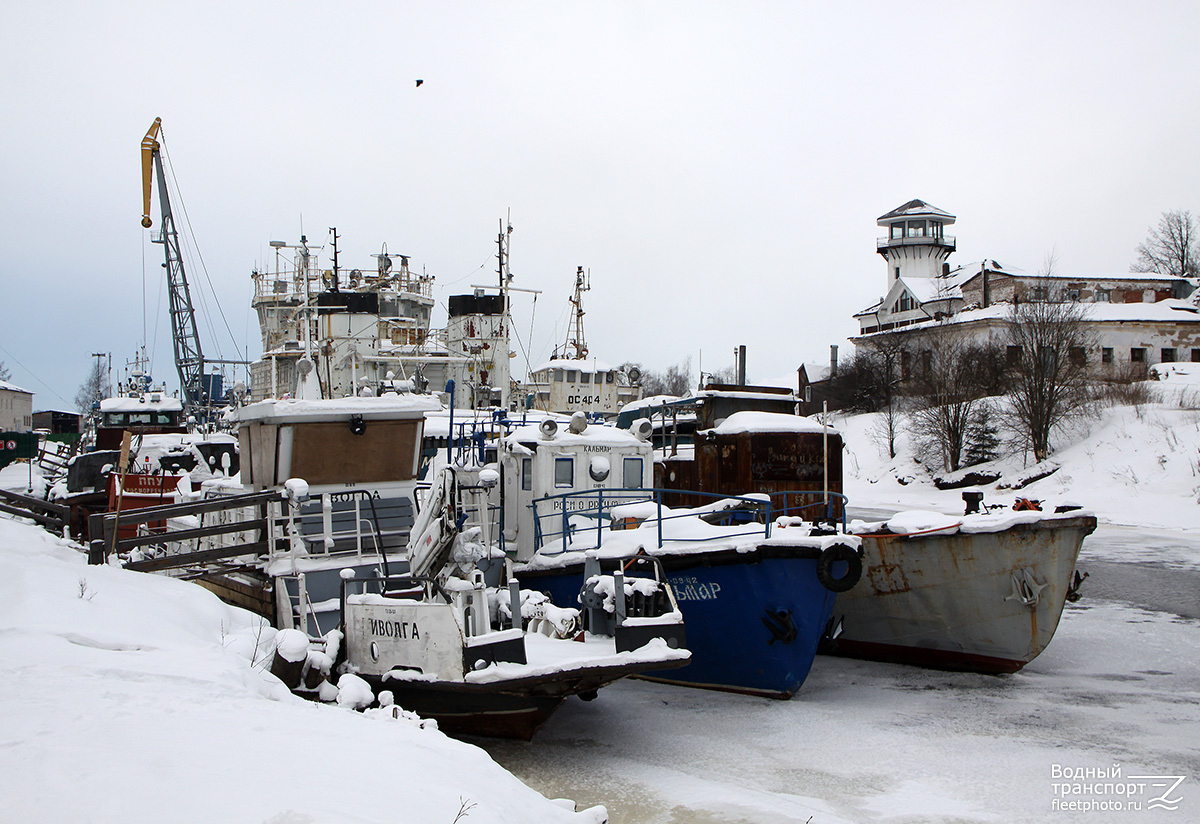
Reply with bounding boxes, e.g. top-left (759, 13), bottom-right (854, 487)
top-left (415, 79), bottom-right (424, 87)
